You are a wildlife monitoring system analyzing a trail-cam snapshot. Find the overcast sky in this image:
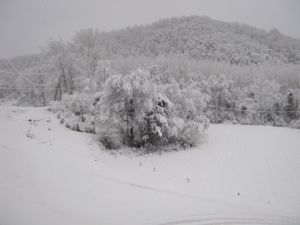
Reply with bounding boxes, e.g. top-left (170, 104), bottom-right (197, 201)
top-left (0, 0), bottom-right (300, 59)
